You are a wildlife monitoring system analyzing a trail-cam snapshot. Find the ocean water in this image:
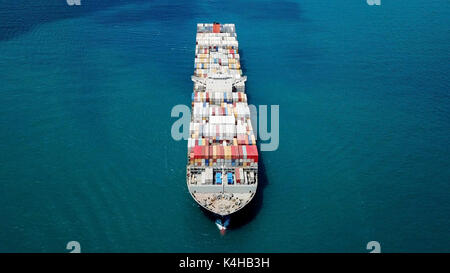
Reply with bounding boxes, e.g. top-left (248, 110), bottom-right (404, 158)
top-left (0, 0), bottom-right (449, 252)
